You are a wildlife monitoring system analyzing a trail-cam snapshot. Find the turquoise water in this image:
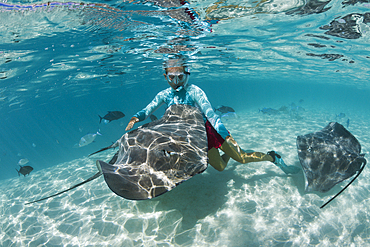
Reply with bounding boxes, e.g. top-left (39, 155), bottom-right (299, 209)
top-left (1, 0), bottom-right (370, 246)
